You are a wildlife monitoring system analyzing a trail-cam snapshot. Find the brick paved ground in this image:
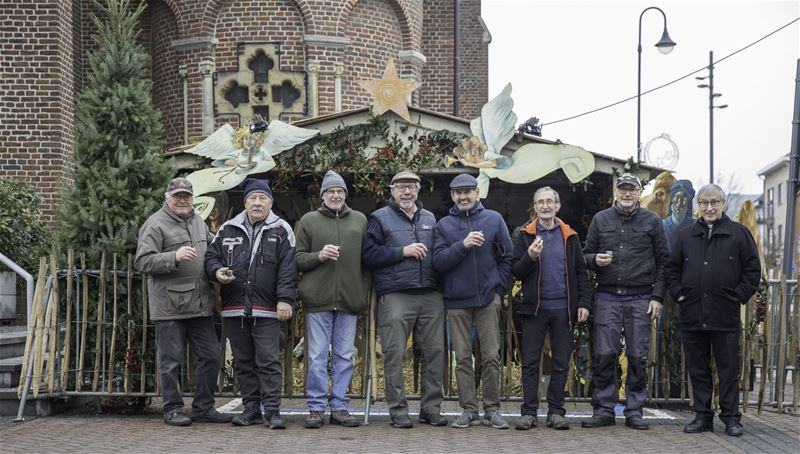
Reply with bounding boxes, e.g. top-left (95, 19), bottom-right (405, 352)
top-left (1, 397), bottom-right (798, 453)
